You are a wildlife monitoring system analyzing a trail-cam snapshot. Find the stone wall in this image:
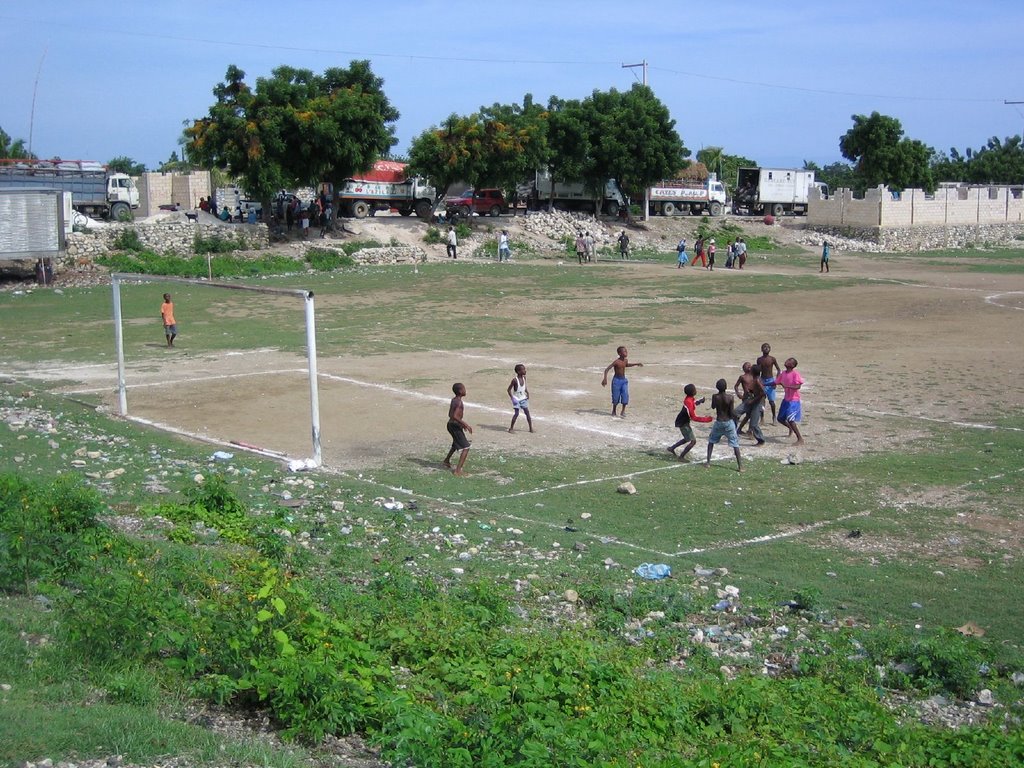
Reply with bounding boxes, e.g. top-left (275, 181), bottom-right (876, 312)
top-left (809, 222), bottom-right (1024, 251)
top-left (64, 218), bottom-right (270, 265)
